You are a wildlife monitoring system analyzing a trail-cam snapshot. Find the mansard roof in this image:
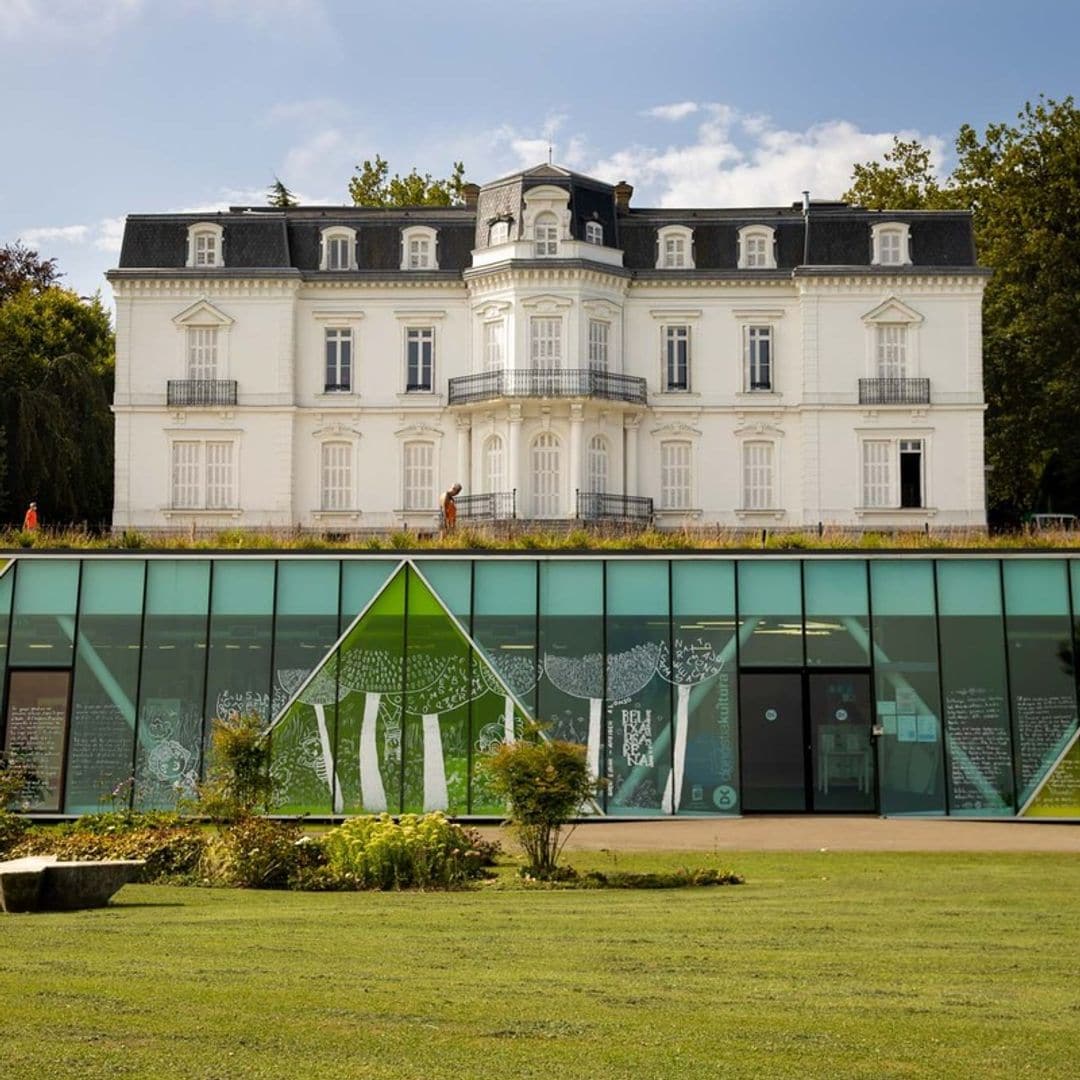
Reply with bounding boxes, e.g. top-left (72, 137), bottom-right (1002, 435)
top-left (111, 164), bottom-right (982, 277)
